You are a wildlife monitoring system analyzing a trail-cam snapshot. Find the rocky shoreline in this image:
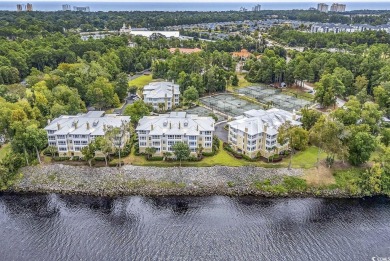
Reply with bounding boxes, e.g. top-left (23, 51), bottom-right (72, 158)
top-left (10, 164), bottom-right (353, 198)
